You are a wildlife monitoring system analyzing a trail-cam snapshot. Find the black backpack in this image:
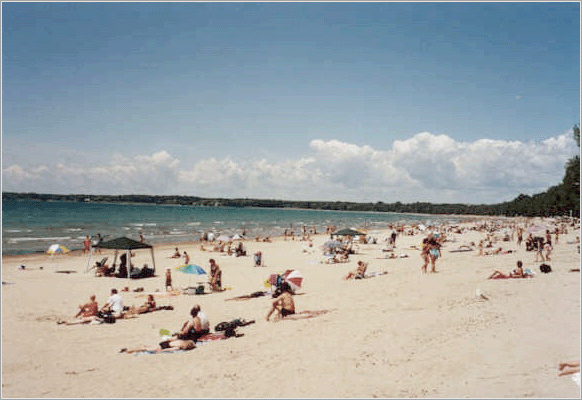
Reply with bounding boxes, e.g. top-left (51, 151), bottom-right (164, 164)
top-left (540, 264), bottom-right (552, 273)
